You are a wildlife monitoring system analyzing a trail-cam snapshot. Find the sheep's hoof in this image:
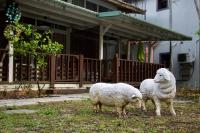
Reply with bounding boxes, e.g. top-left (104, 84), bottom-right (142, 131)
top-left (117, 114), bottom-right (124, 119)
top-left (156, 114), bottom-right (161, 117)
top-left (123, 115), bottom-right (128, 119)
top-left (141, 108), bottom-right (147, 112)
top-left (172, 113), bottom-right (176, 116)
top-left (118, 115), bottom-right (123, 119)
top-left (94, 109), bottom-right (99, 113)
